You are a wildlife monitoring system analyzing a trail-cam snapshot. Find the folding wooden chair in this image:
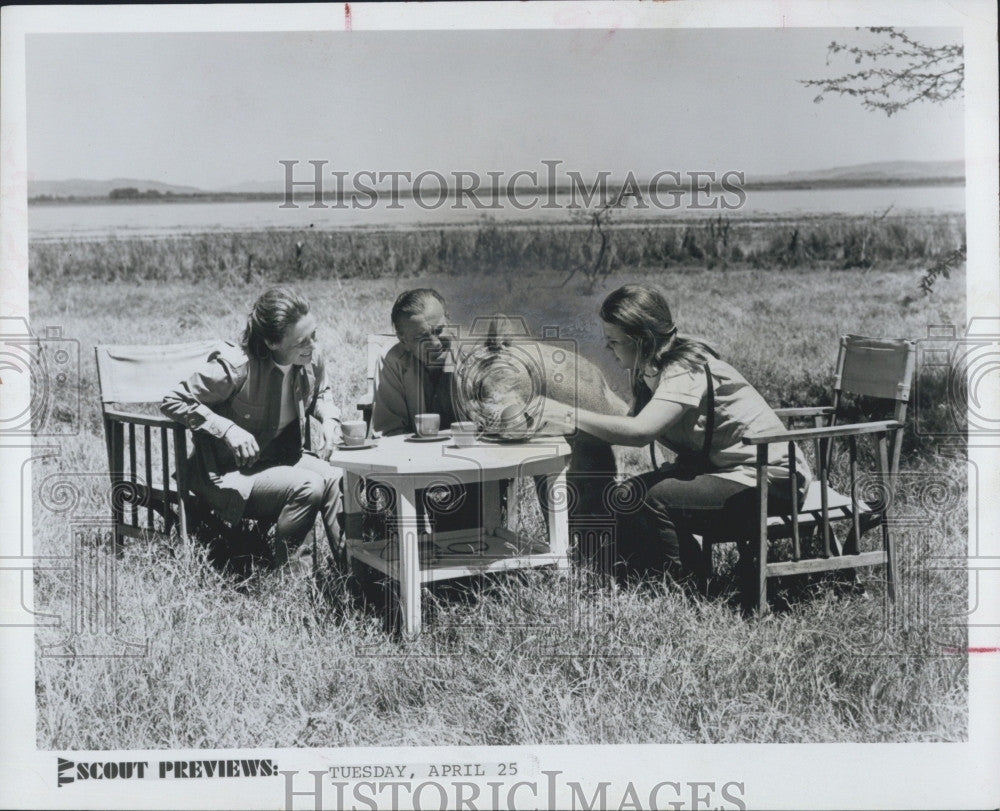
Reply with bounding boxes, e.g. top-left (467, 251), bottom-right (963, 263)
top-left (703, 335), bottom-right (916, 614)
top-left (95, 340), bottom-right (229, 546)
